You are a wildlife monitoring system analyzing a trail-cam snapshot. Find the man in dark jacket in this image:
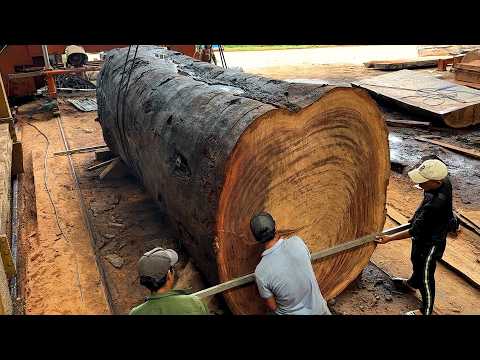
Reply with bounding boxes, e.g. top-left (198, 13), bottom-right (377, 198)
top-left (375, 158), bottom-right (454, 315)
